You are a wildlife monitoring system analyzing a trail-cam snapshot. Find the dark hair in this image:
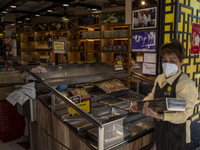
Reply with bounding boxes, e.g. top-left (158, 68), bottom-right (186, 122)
top-left (160, 40), bottom-right (185, 61)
